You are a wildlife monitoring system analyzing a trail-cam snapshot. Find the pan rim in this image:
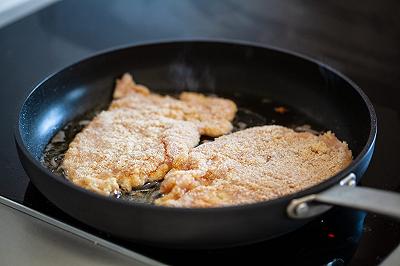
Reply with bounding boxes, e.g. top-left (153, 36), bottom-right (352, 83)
top-left (14, 38), bottom-right (377, 213)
